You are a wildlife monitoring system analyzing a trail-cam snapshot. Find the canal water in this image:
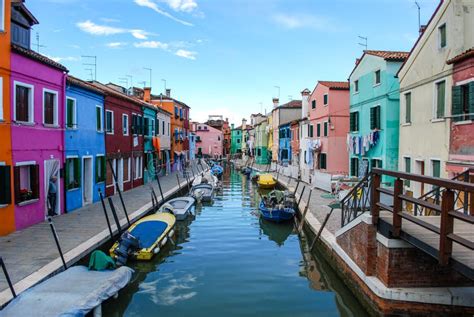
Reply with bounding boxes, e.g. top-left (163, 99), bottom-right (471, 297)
top-left (103, 168), bottom-right (368, 316)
